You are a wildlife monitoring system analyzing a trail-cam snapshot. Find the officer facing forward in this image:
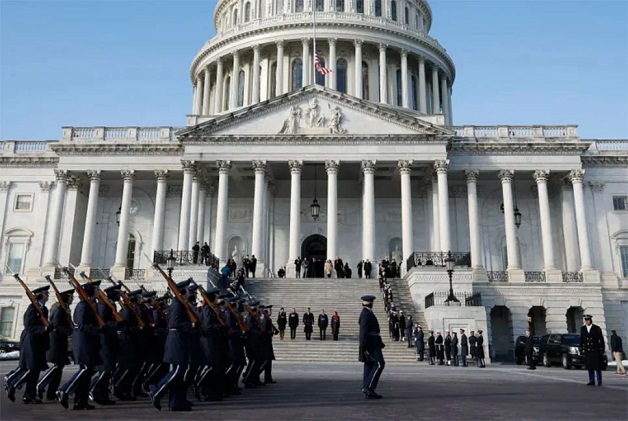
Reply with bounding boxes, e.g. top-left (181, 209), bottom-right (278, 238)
top-left (358, 295), bottom-right (385, 399)
top-left (580, 314), bottom-right (605, 386)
